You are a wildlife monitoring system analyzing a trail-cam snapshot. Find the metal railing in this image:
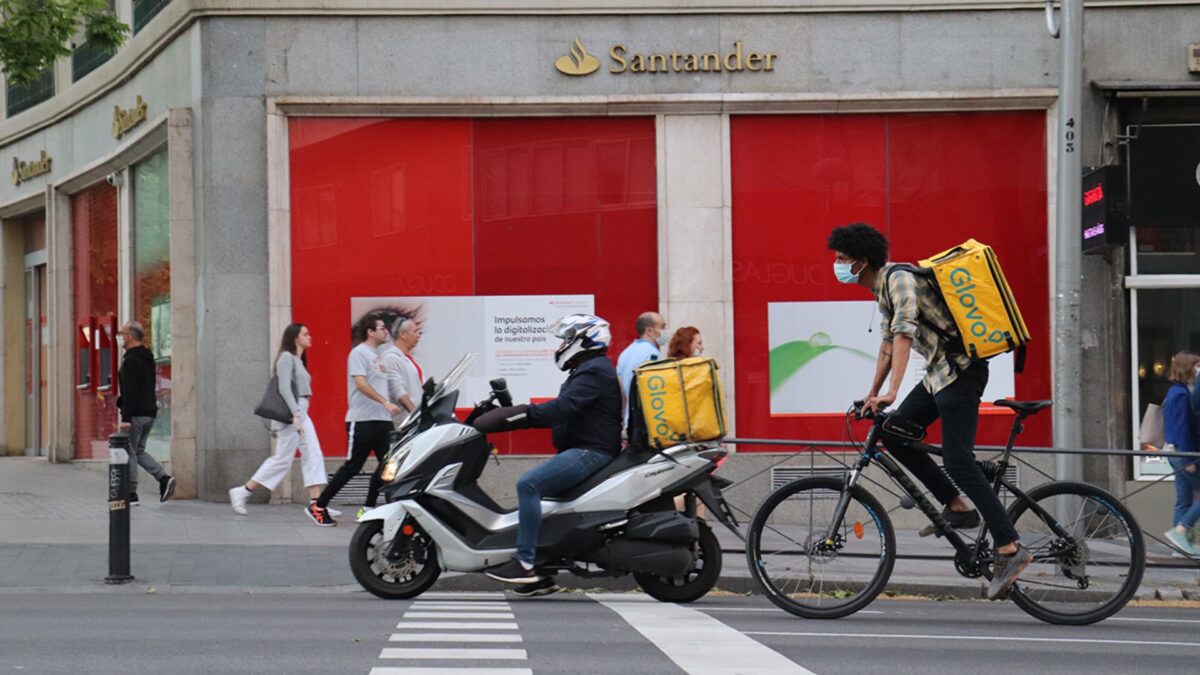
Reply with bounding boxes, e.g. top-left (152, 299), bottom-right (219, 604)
top-left (6, 69), bottom-right (55, 118)
top-left (720, 436), bottom-right (1200, 570)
